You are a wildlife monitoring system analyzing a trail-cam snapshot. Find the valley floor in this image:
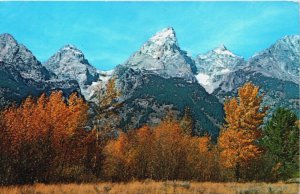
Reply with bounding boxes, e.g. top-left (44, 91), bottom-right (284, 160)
top-left (0, 181), bottom-right (299, 194)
